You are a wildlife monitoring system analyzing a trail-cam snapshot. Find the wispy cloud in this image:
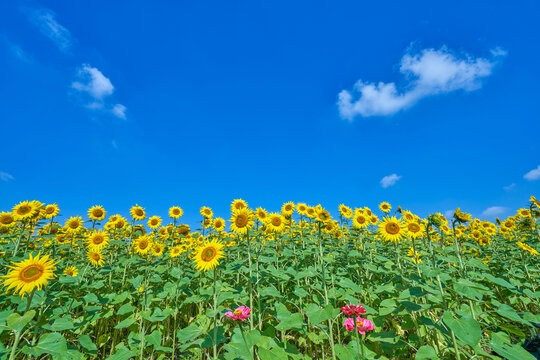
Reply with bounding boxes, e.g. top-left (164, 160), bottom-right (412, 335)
top-left (380, 174), bottom-right (402, 188)
top-left (503, 183), bottom-right (516, 191)
top-left (481, 206), bottom-right (507, 218)
top-left (25, 7), bottom-right (73, 53)
top-left (524, 165), bottom-right (540, 181)
top-left (72, 64), bottom-right (127, 119)
top-left (111, 140), bottom-right (118, 149)
top-left (338, 45), bottom-right (505, 119)
top-left (444, 210), bottom-right (454, 219)
top-left (0, 171), bottom-right (14, 182)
